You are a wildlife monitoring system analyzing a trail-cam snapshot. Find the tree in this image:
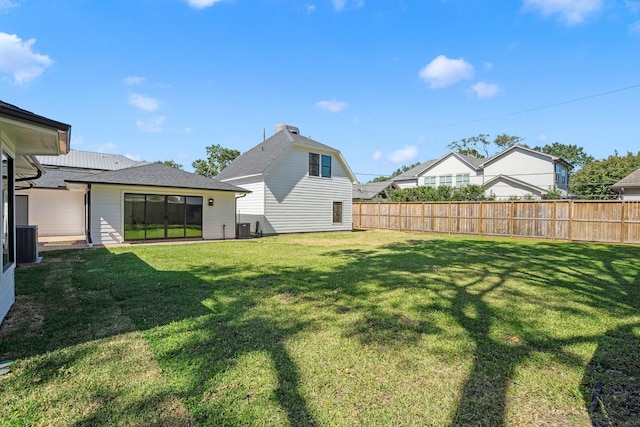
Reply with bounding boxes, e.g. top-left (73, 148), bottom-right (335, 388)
top-left (369, 162), bottom-right (421, 183)
top-left (532, 142), bottom-right (594, 170)
top-left (569, 151), bottom-right (640, 200)
top-left (155, 160), bottom-right (183, 170)
top-left (447, 133), bottom-right (524, 158)
top-left (192, 144), bottom-right (241, 178)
